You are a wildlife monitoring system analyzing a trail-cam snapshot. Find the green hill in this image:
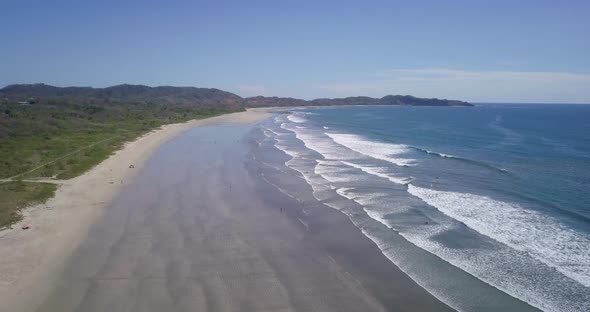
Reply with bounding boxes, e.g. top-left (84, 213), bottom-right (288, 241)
top-left (0, 83), bottom-right (472, 228)
top-left (0, 83), bottom-right (472, 179)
